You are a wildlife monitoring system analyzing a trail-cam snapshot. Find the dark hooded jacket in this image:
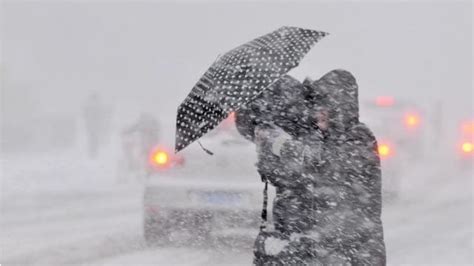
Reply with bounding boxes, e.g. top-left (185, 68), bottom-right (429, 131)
top-left (240, 75), bottom-right (323, 265)
top-left (248, 70), bottom-right (386, 265)
top-left (304, 70), bottom-right (386, 265)
top-left (235, 74), bottom-right (316, 242)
